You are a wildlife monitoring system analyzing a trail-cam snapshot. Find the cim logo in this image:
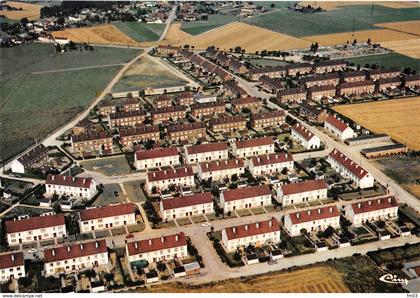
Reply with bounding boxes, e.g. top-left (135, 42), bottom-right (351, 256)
top-left (379, 273), bottom-right (408, 285)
